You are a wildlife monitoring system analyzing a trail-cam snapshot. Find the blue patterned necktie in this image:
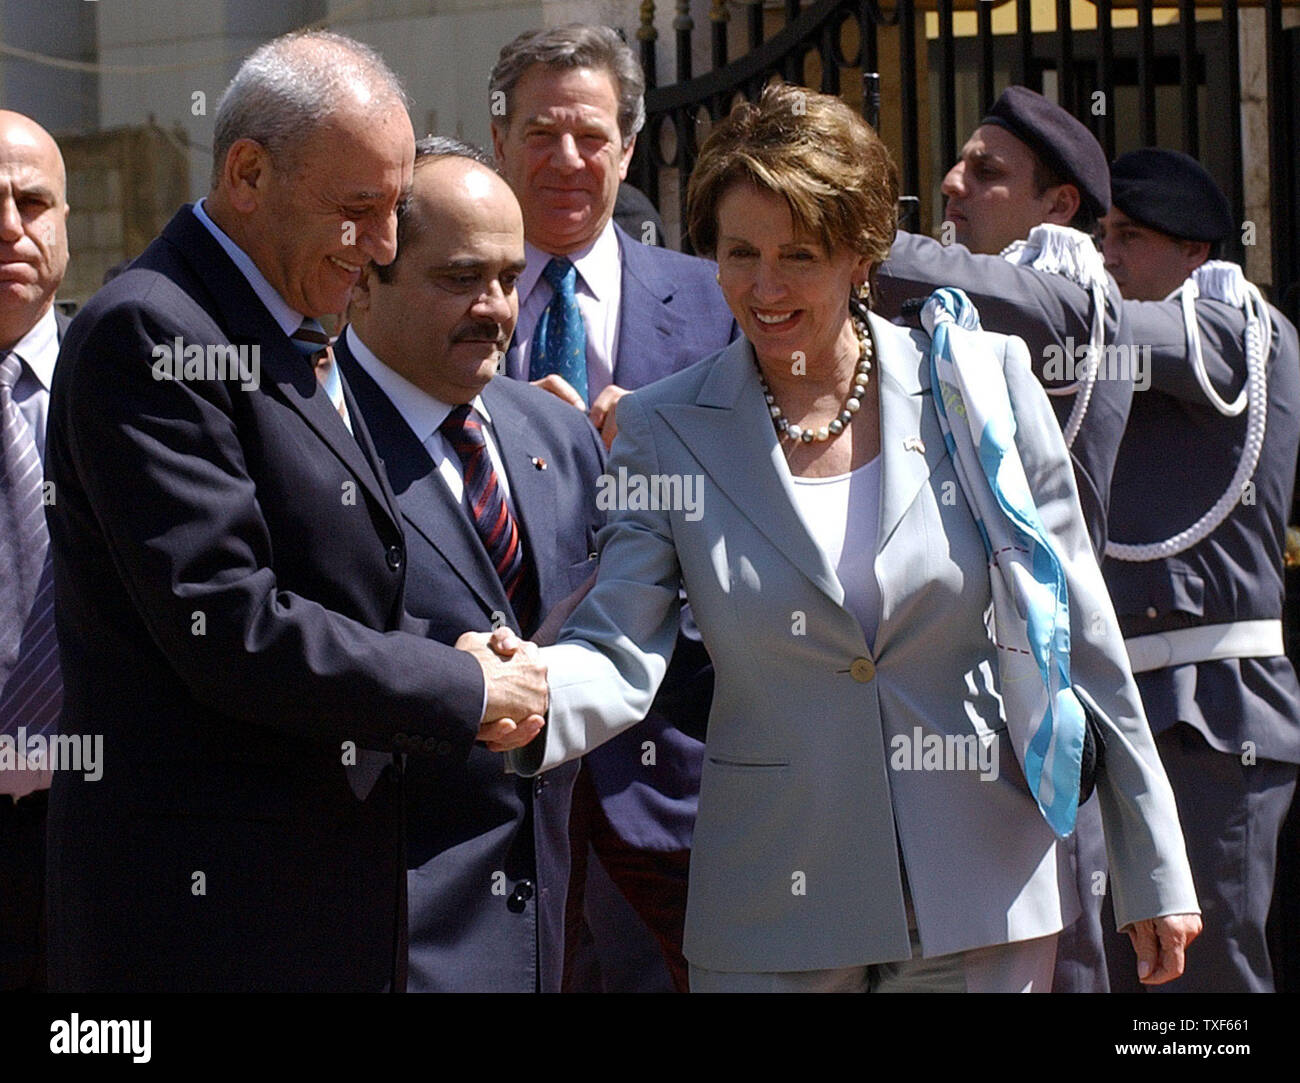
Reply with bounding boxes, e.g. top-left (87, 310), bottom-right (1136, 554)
top-left (530, 257), bottom-right (588, 406)
top-left (439, 404), bottom-right (539, 631)
top-left (0, 351), bottom-right (61, 743)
